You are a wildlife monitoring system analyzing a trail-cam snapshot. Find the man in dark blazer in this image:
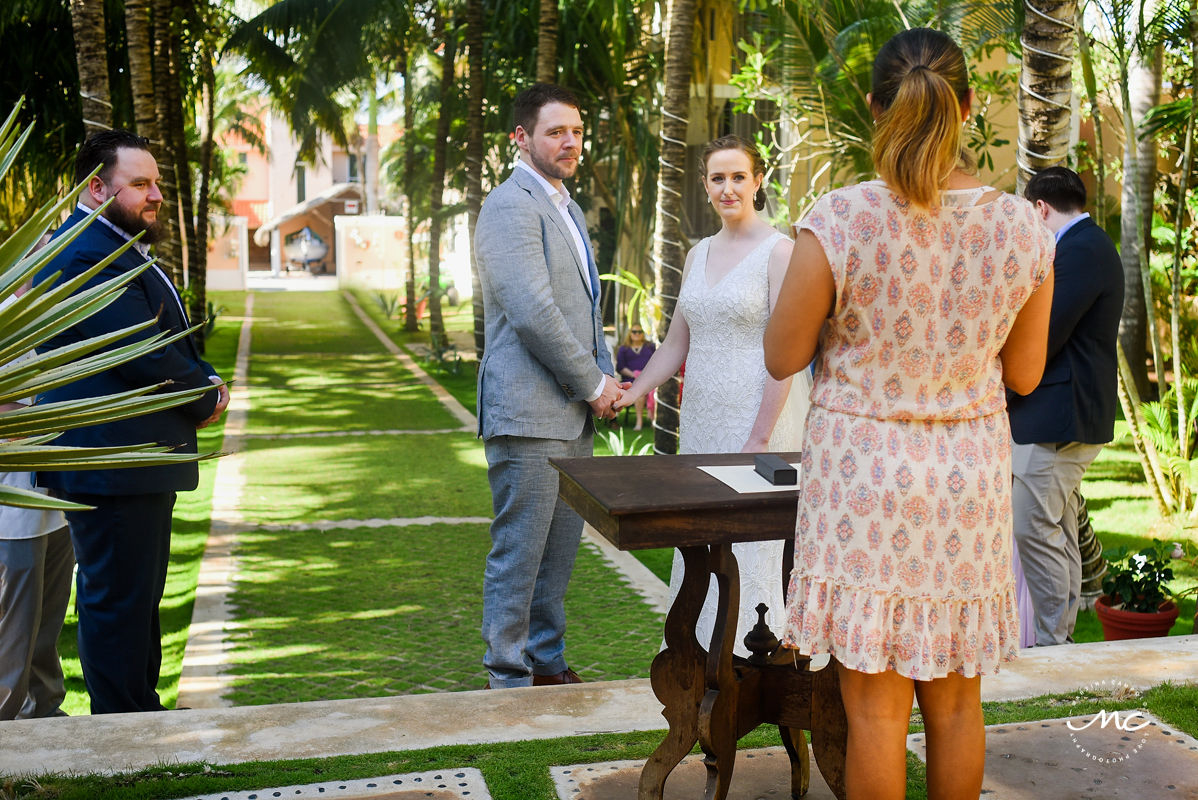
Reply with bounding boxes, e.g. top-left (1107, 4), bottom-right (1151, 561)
top-left (1010, 166), bottom-right (1124, 646)
top-left (474, 84), bottom-right (621, 689)
top-left (34, 130), bottom-right (228, 713)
